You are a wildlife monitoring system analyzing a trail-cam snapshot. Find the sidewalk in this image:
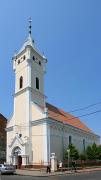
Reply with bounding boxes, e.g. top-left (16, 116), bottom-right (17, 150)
top-left (16, 167), bottom-right (101, 177)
